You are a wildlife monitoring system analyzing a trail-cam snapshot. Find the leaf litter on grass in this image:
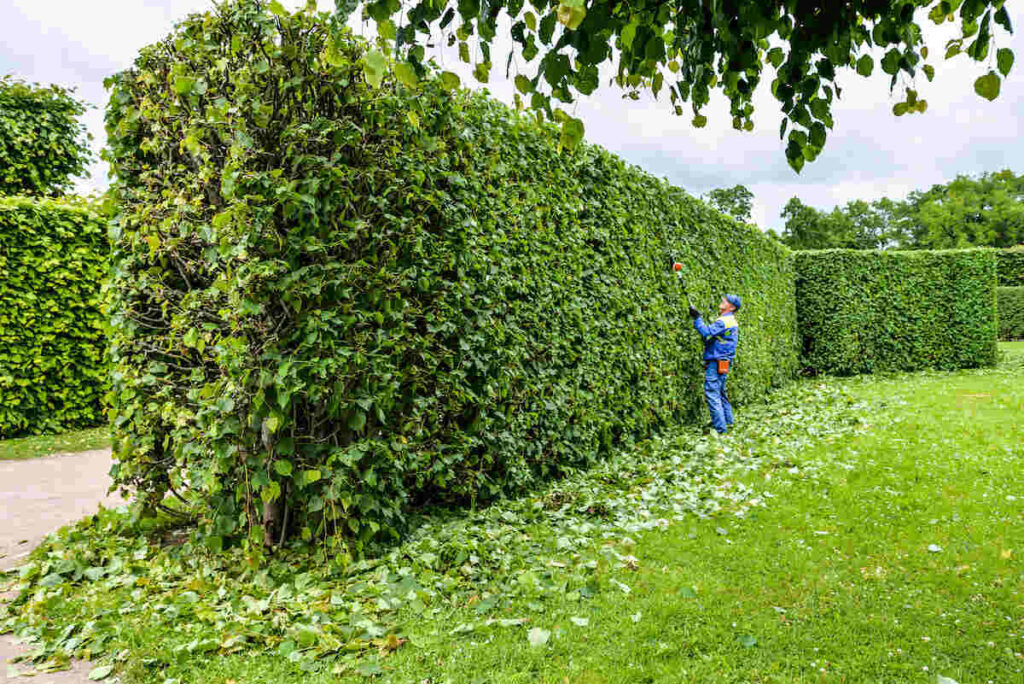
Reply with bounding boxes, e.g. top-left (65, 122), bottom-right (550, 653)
top-left (1, 382), bottom-right (878, 679)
